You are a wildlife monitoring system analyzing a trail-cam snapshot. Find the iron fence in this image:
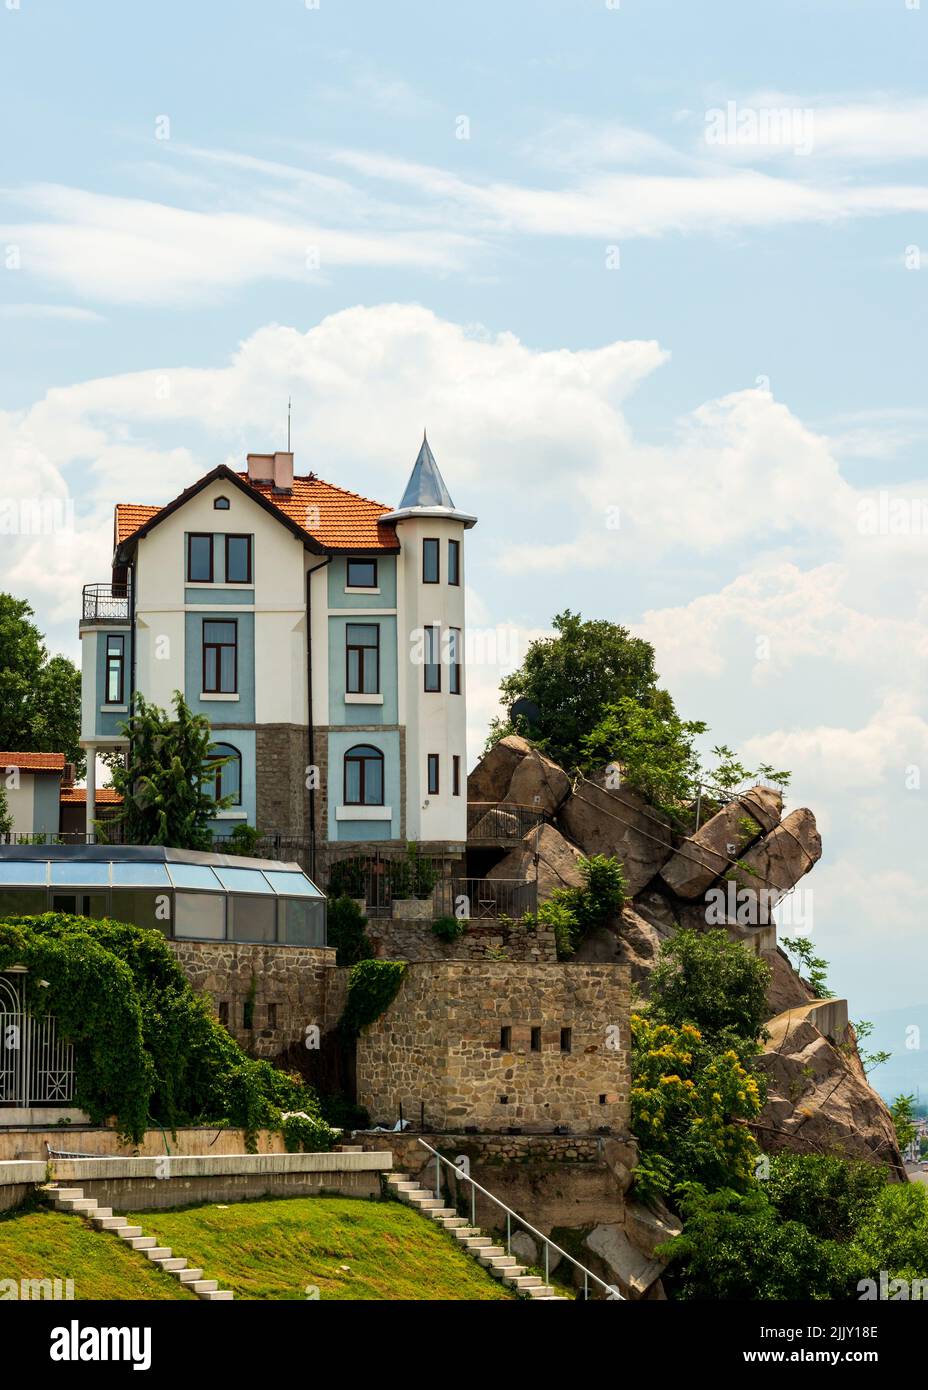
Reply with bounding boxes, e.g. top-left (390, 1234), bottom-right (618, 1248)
top-left (466, 802), bottom-right (546, 842)
top-left (437, 877), bottom-right (537, 920)
top-left (82, 582), bottom-right (130, 623)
